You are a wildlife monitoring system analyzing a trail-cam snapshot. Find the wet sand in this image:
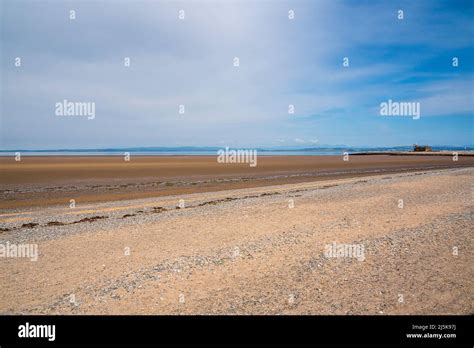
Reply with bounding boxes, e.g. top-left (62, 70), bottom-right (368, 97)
top-left (1, 155), bottom-right (473, 210)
